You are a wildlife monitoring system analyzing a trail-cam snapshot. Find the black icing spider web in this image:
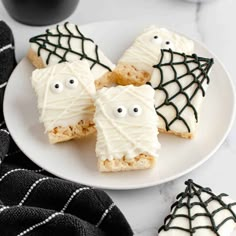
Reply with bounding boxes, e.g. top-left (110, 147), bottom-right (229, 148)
top-left (147, 49), bottom-right (214, 133)
top-left (29, 22), bottom-right (111, 72)
top-left (158, 179), bottom-right (236, 236)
